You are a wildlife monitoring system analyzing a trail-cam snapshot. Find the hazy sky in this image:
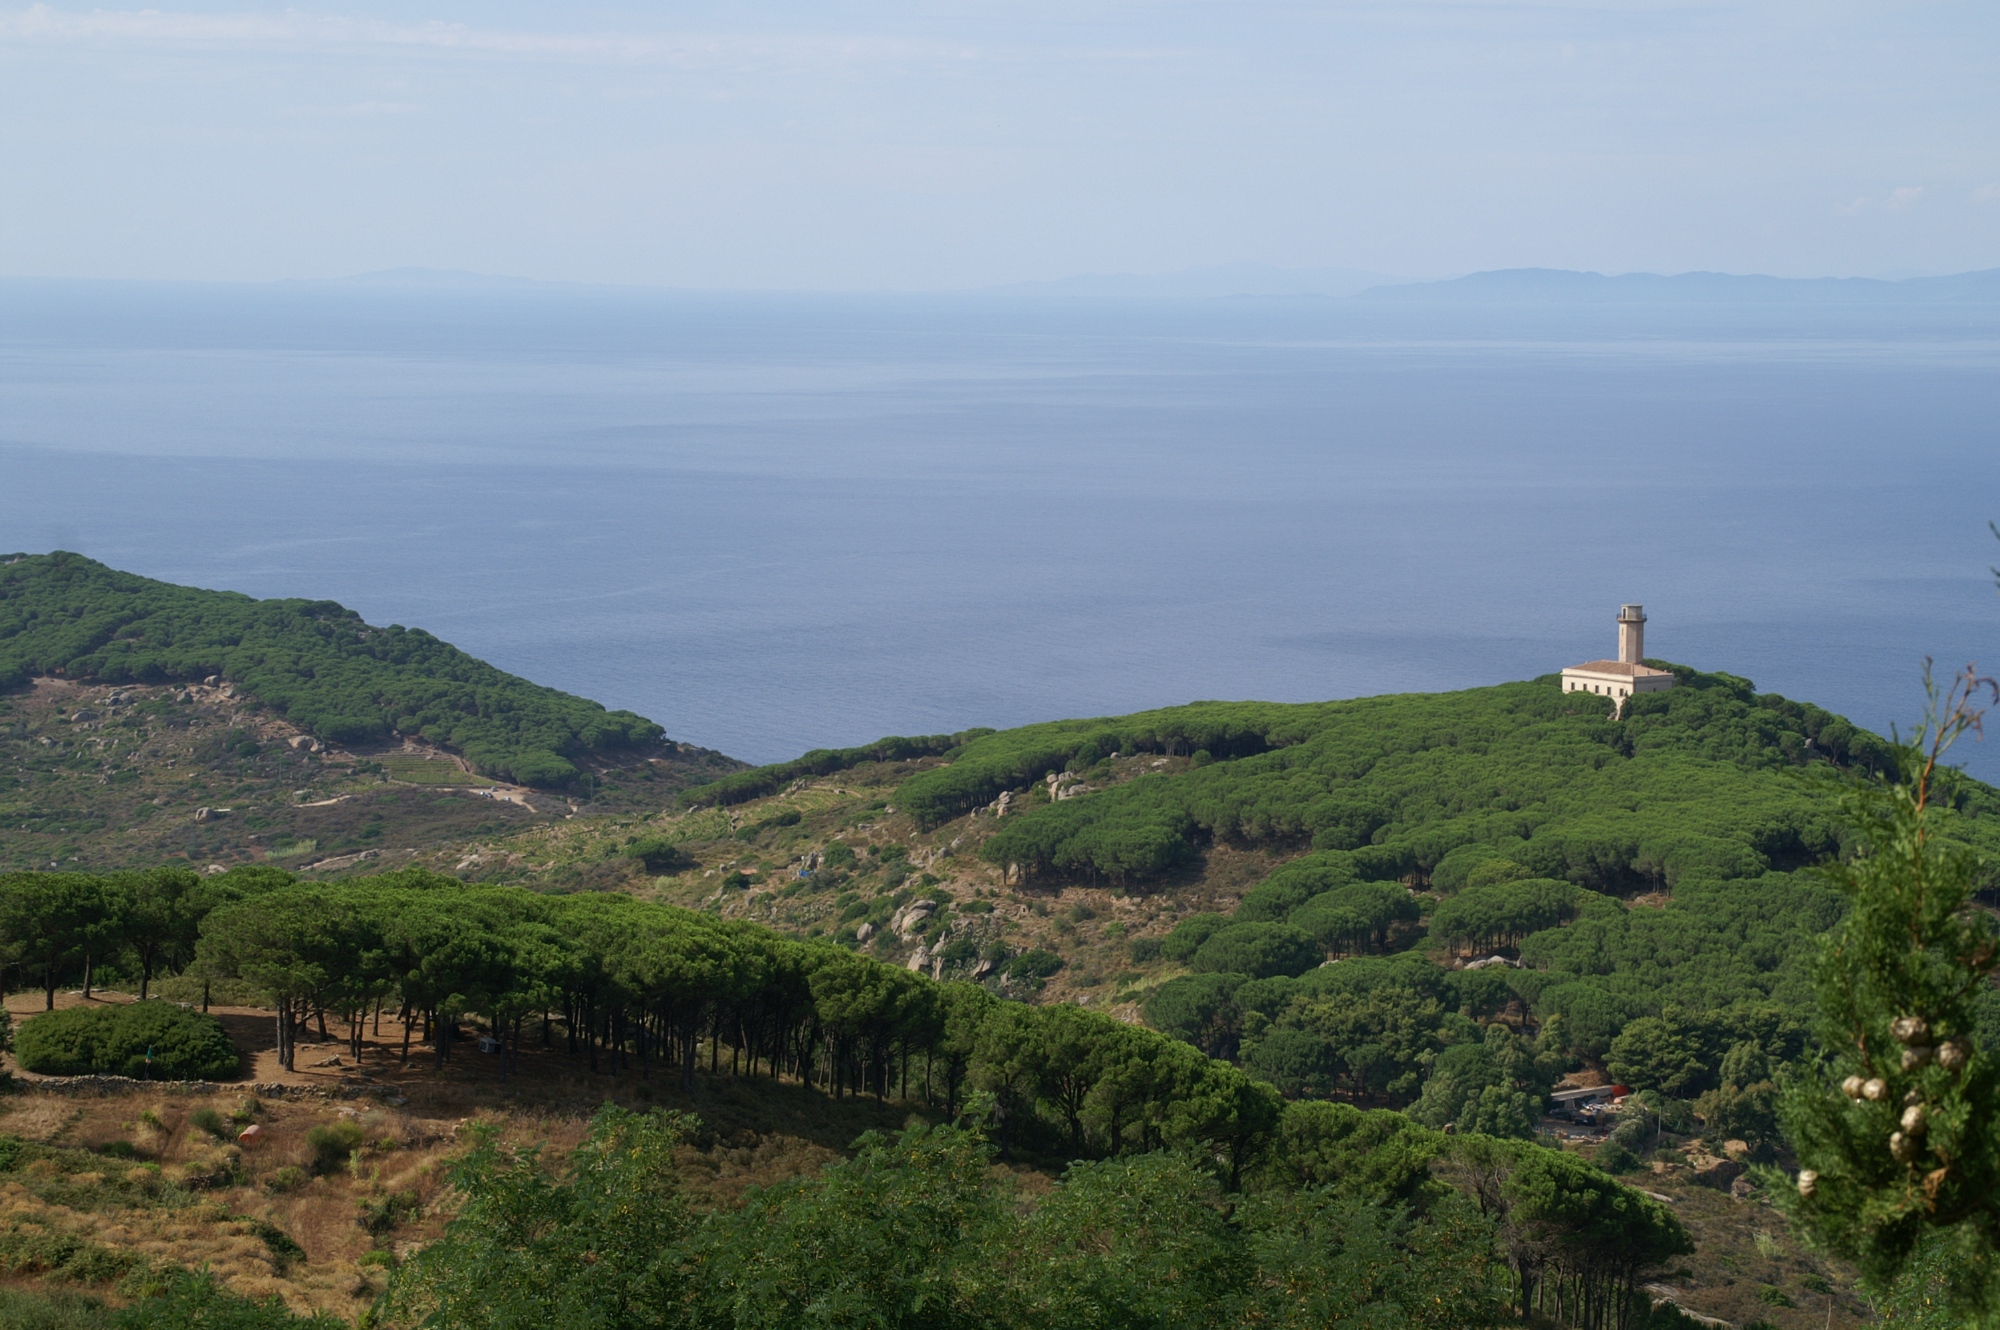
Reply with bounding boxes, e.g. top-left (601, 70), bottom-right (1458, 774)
top-left (2, 1), bottom-right (1996, 288)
